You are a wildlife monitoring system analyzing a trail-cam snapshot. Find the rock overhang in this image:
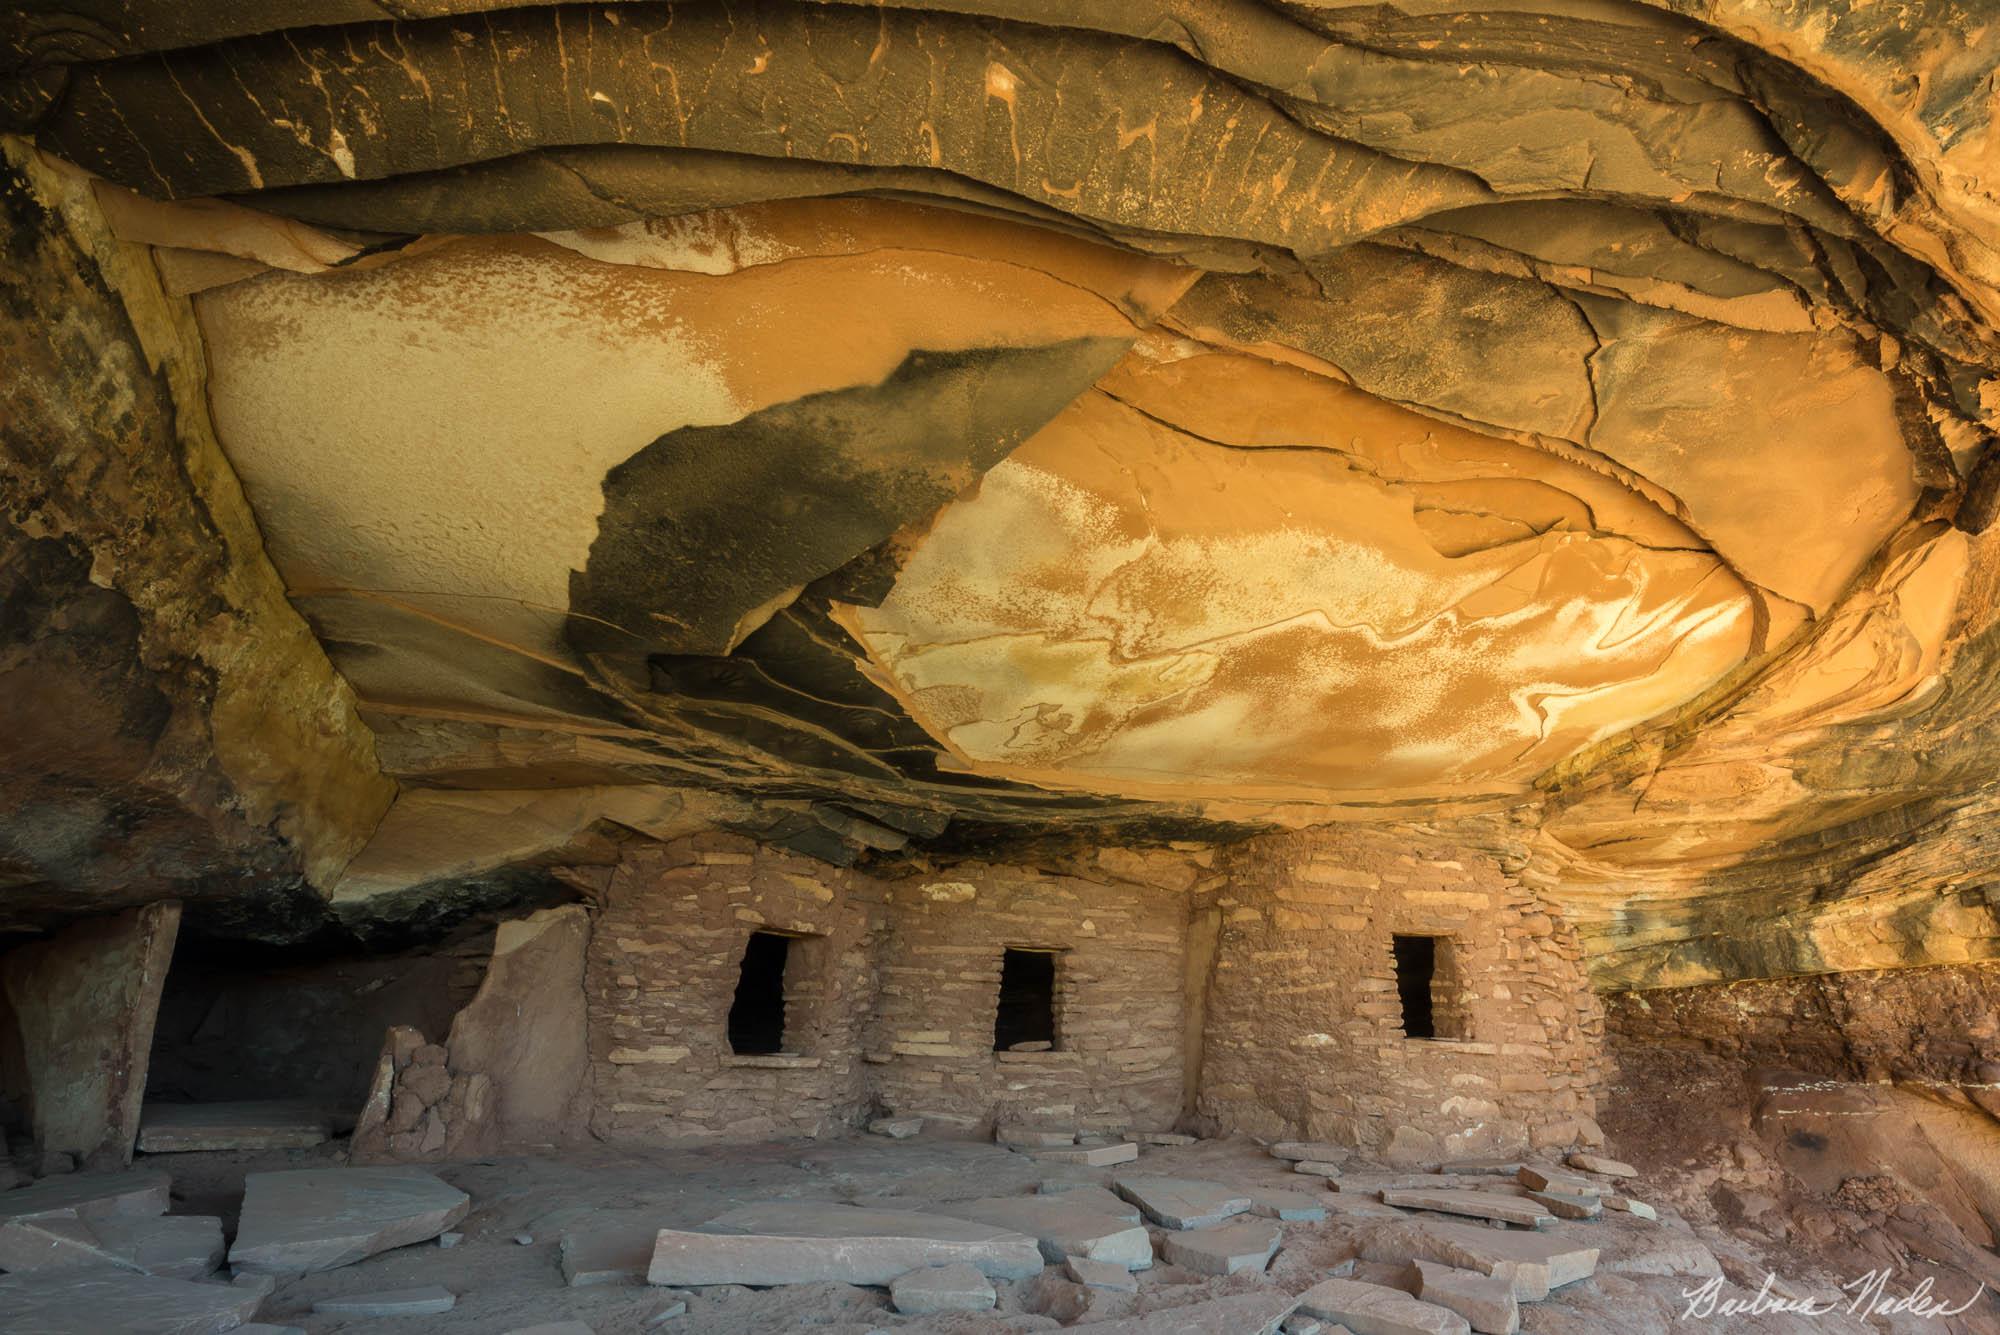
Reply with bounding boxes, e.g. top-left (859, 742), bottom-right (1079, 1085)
top-left (0, 0), bottom-right (1997, 984)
